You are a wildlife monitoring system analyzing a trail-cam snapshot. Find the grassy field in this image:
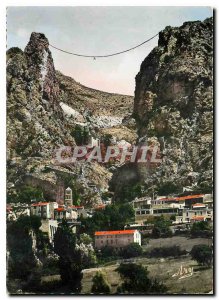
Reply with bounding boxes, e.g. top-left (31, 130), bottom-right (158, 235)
top-left (81, 236), bottom-right (213, 294)
top-left (81, 256), bottom-right (213, 294)
top-left (41, 236), bottom-right (213, 295)
top-left (144, 236), bottom-right (212, 252)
